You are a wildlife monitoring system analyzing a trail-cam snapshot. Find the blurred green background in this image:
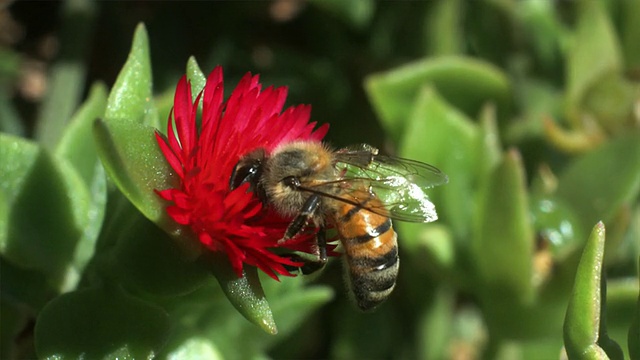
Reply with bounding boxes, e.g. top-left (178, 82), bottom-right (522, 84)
top-left (1, 1), bottom-right (639, 359)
